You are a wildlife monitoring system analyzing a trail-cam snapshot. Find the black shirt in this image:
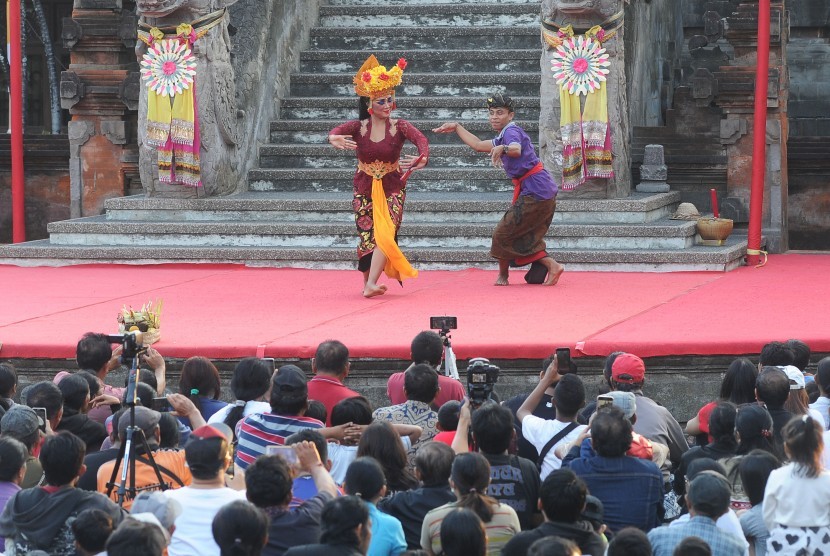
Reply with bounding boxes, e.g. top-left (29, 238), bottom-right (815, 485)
top-left (481, 452), bottom-right (542, 531)
top-left (502, 520), bottom-right (606, 556)
top-left (377, 484), bottom-right (456, 549)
